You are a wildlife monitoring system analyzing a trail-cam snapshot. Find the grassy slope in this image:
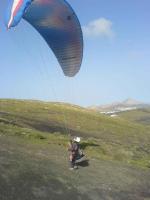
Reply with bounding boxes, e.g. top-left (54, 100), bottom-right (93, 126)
top-left (0, 99), bottom-right (150, 168)
top-left (0, 99), bottom-right (150, 200)
top-left (0, 134), bottom-right (150, 200)
top-left (118, 108), bottom-right (150, 126)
